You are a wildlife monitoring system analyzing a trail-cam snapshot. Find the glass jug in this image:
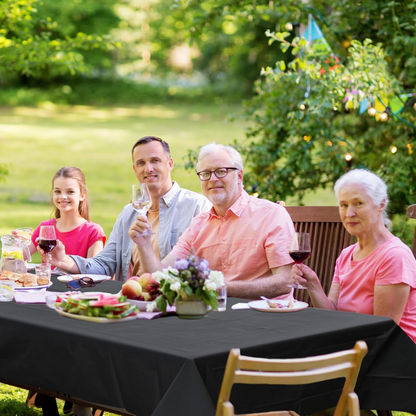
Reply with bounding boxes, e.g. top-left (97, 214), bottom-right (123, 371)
top-left (0, 234), bottom-right (31, 273)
